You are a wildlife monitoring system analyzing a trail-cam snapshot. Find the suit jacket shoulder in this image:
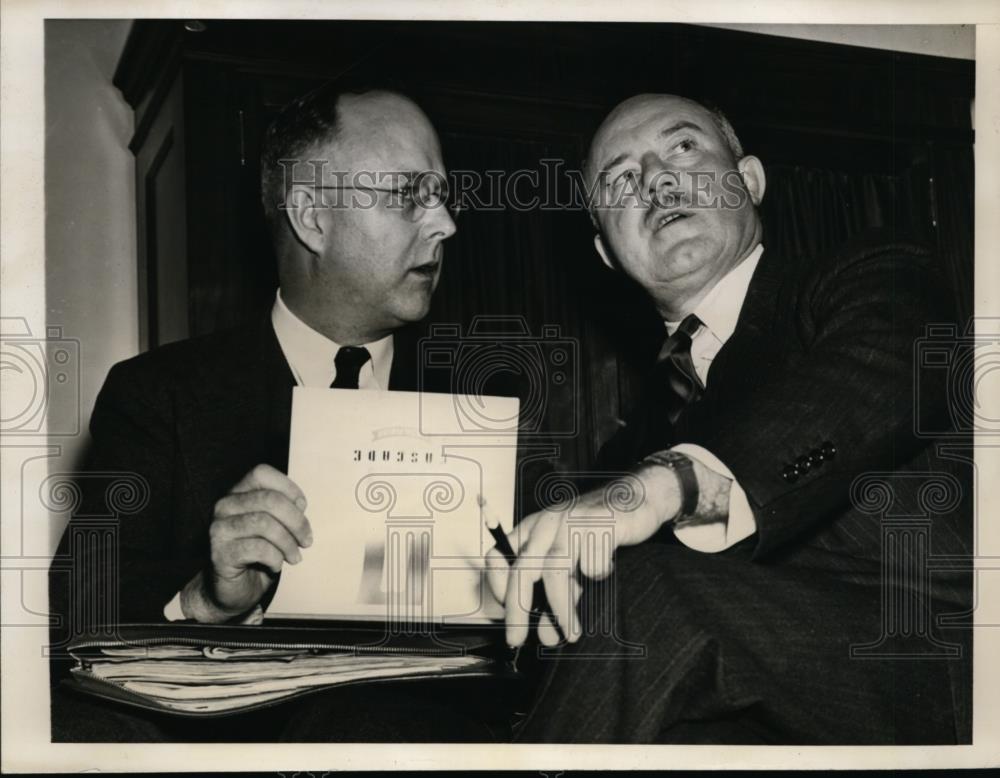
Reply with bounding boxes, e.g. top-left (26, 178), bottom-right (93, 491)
top-left (599, 230), bottom-right (964, 560)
